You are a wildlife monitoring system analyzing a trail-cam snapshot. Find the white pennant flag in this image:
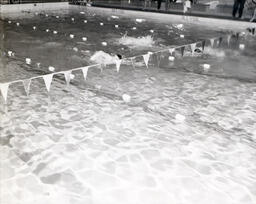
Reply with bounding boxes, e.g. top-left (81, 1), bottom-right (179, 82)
top-left (190, 43), bottom-right (197, 54)
top-left (81, 67), bottom-right (89, 80)
top-left (169, 48), bottom-right (175, 55)
top-left (115, 59), bottom-right (122, 72)
top-left (43, 74), bottom-right (53, 92)
top-left (143, 53), bottom-right (150, 68)
top-left (0, 83), bottom-right (10, 103)
top-left (227, 35), bottom-right (231, 46)
top-left (23, 79), bottom-right (31, 95)
top-left (64, 71), bottom-right (71, 85)
top-left (210, 38), bottom-right (215, 47)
